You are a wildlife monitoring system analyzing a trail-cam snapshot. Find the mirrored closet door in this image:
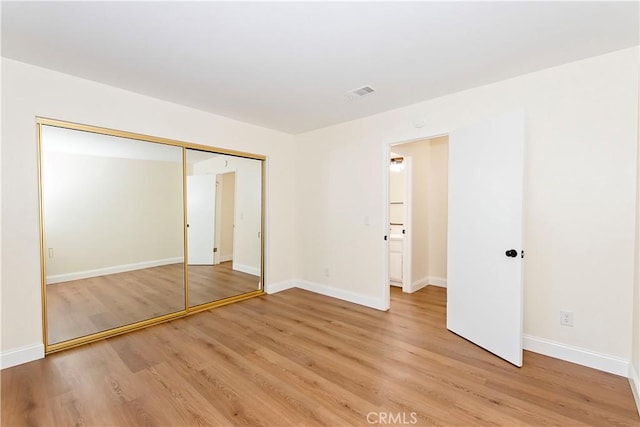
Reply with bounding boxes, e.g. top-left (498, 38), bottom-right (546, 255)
top-left (186, 149), bottom-right (262, 308)
top-left (38, 119), bottom-right (264, 353)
